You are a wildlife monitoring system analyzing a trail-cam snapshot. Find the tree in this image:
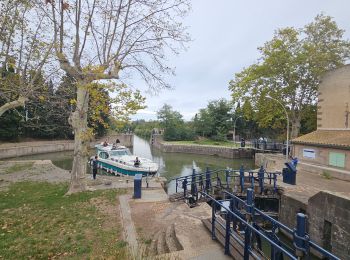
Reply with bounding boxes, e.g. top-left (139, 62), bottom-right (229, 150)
top-left (229, 14), bottom-right (350, 138)
top-left (157, 104), bottom-right (194, 141)
top-left (38, 0), bottom-right (190, 193)
top-left (193, 99), bottom-right (232, 140)
top-left (0, 0), bottom-right (54, 117)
